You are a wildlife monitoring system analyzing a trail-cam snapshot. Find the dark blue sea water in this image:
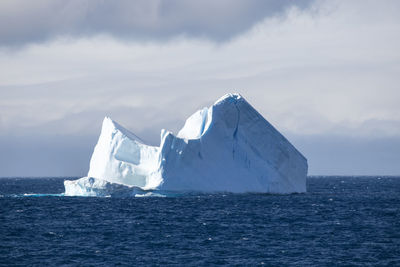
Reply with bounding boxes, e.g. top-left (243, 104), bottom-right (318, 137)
top-left (1, 176), bottom-right (399, 266)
